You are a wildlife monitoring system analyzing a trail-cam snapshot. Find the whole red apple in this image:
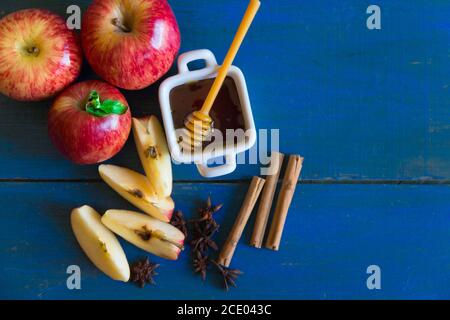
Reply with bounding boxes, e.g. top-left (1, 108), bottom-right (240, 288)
top-left (81, 0), bottom-right (180, 90)
top-left (0, 9), bottom-right (82, 101)
top-left (48, 80), bottom-right (132, 164)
